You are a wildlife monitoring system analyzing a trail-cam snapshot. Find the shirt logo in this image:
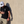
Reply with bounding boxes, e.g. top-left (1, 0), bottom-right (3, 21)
top-left (4, 9), bottom-right (6, 11)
